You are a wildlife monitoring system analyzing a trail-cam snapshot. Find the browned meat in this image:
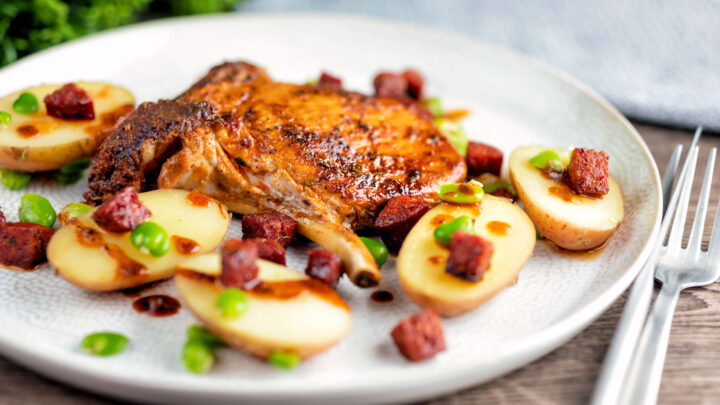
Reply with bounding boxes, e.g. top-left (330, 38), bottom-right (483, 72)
top-left (305, 249), bottom-right (343, 288)
top-left (86, 61), bottom-right (466, 287)
top-left (0, 222), bottom-right (54, 270)
top-left (92, 187), bottom-right (150, 233)
top-left (220, 240), bottom-right (259, 290)
top-left (241, 213), bottom-right (297, 248)
top-left (446, 232), bottom-right (493, 282)
top-left (466, 142), bottom-right (503, 176)
top-left (391, 309), bottom-right (446, 362)
top-left (374, 195), bottom-right (430, 254)
top-left (567, 148), bottom-right (609, 196)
